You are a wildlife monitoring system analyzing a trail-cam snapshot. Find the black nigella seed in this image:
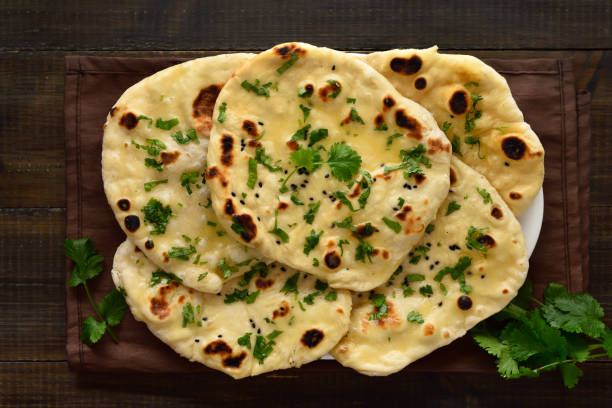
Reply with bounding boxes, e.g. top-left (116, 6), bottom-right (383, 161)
top-left (373, 178), bottom-right (377, 182)
top-left (426, 243), bottom-right (431, 247)
top-left (435, 261), bottom-right (439, 265)
top-left (413, 185), bottom-right (418, 189)
top-left (231, 192), bottom-right (236, 197)
top-left (449, 244), bottom-right (460, 251)
top-left (438, 302), bottom-right (443, 307)
top-left (298, 168), bottom-right (305, 175)
top-left (481, 275), bottom-right (485, 279)
top-left (202, 317), bottom-right (208, 321)
top-left (251, 323), bottom-right (256, 328)
top-left (284, 170), bottom-right (288, 175)
top-left (309, 197), bottom-right (314, 201)
top-left (281, 267), bottom-right (287, 271)
top-left (322, 190), bottom-right (327, 194)
top-left (195, 339), bottom-right (199, 343)
top-left (458, 295), bottom-right (473, 310)
top-left (300, 184), bottom-right (306, 188)
top-left (304, 180), bottom-right (309, 184)
top-left (303, 274), bottom-right (308, 278)
top-left (393, 207), bottom-right (398, 211)
top-left (240, 200), bottom-right (245, 205)
top-left (504, 162), bottom-right (510, 167)
top-left (276, 241), bottom-right (281, 245)
top-left (258, 182), bottom-right (263, 187)
top-left (257, 216), bottom-right (261, 221)
top-left (325, 174), bottom-right (330, 178)
top-left (255, 193), bottom-right (260, 198)
top-left (330, 197), bottom-right (337, 202)
top-left (257, 328), bottom-right (261, 334)
top-left (218, 334), bottom-right (223, 338)
top-left (258, 121), bottom-right (264, 126)
top-left (332, 65), bottom-right (336, 70)
top-left (429, 265), bottom-right (434, 270)
top-left (425, 256), bottom-right (429, 260)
